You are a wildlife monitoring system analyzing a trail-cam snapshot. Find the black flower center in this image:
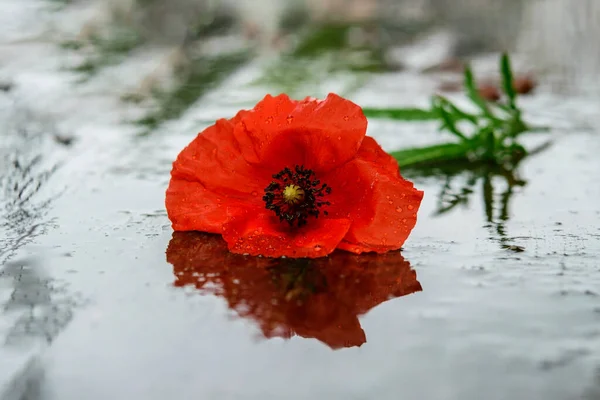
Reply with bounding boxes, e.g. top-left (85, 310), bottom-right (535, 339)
top-left (263, 165), bottom-right (331, 228)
